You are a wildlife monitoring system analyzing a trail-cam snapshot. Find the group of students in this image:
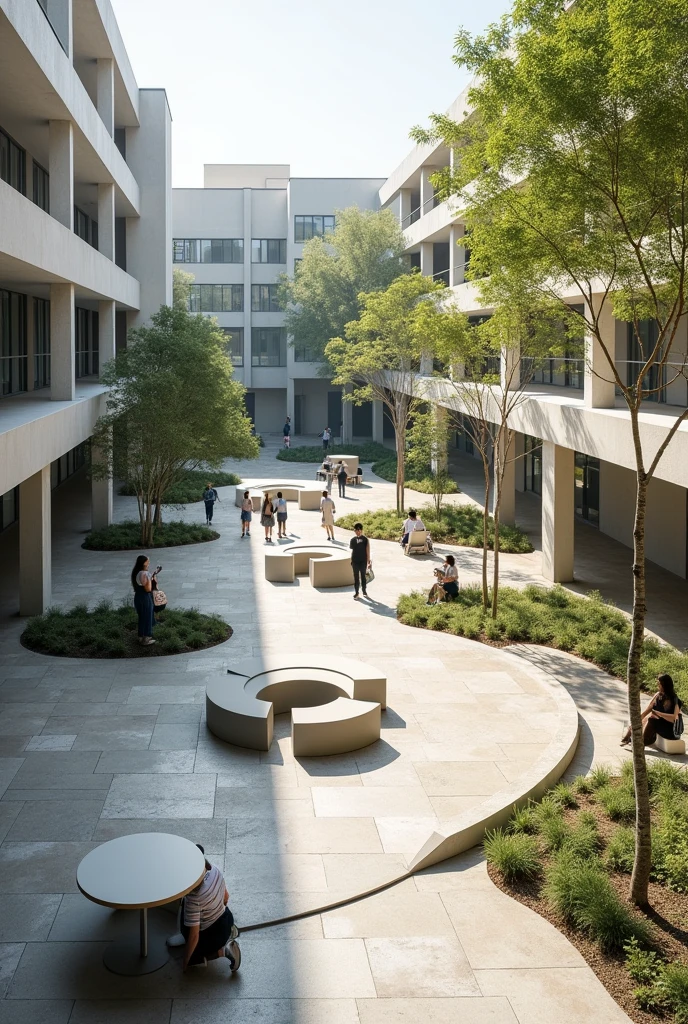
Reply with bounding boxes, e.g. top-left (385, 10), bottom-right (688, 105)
top-left (317, 456), bottom-right (353, 497)
top-left (238, 490), bottom-right (290, 542)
